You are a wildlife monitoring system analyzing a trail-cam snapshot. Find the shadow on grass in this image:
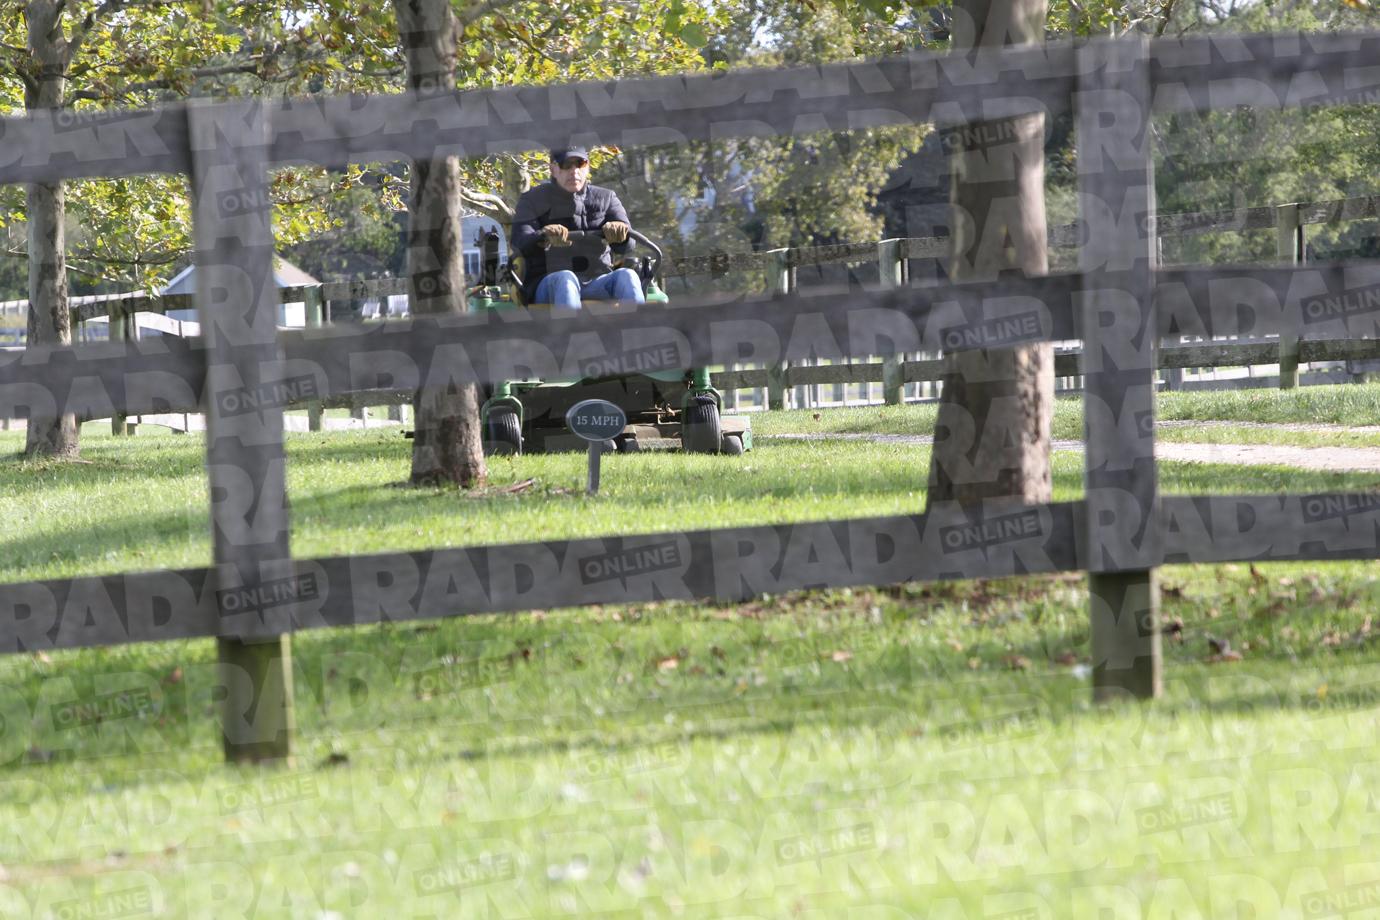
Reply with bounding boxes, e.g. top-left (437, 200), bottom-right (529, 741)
top-left (0, 444), bottom-right (207, 488)
top-left (6, 621), bottom-right (1380, 793)
top-left (0, 505), bottom-right (207, 582)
